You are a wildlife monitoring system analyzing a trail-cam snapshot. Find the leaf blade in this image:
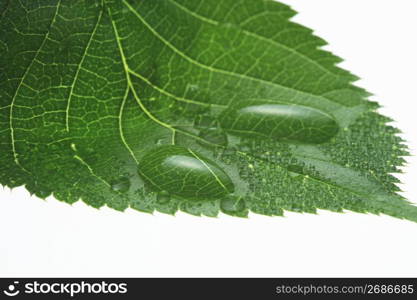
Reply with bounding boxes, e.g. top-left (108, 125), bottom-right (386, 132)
top-left (0, 0), bottom-right (413, 221)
